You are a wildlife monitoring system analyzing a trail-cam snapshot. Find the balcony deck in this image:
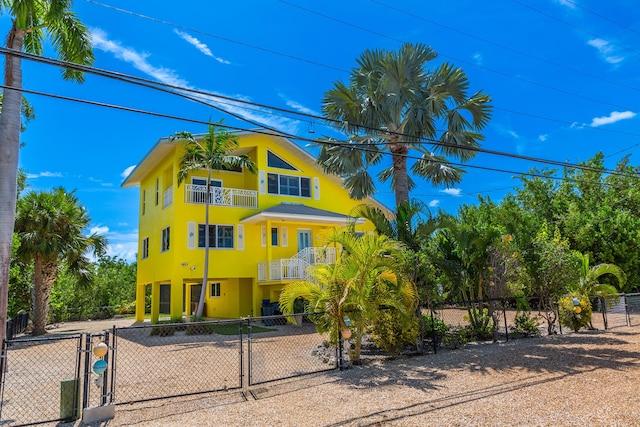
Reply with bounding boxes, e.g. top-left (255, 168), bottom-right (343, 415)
top-left (184, 184), bottom-right (257, 208)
